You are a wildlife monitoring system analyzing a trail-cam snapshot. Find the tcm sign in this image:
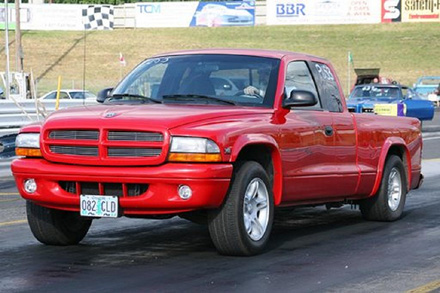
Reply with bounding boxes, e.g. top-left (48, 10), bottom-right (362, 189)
top-left (276, 3), bottom-right (306, 17)
top-left (138, 4), bottom-right (161, 14)
top-left (382, 0), bottom-right (401, 22)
